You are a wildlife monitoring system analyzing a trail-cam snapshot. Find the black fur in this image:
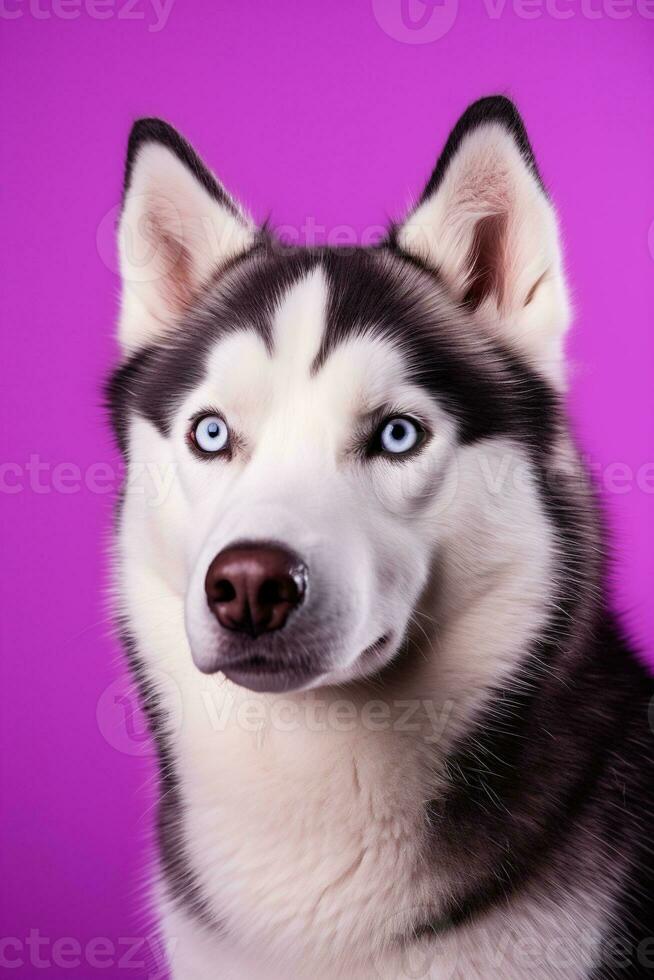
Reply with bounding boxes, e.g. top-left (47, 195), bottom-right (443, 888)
top-left (107, 97), bottom-right (654, 973)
